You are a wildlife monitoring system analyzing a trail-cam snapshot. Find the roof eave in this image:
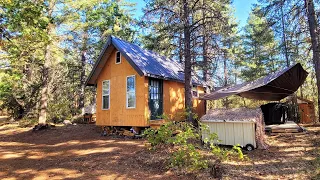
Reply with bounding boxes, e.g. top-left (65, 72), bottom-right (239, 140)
top-left (111, 37), bottom-right (144, 76)
top-left (85, 36), bottom-right (145, 86)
